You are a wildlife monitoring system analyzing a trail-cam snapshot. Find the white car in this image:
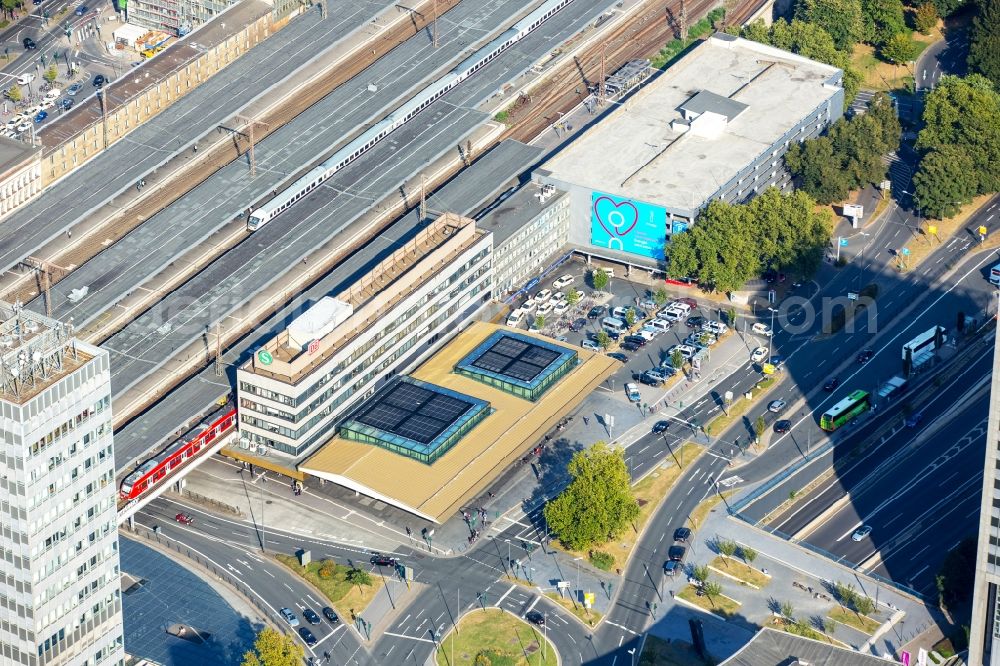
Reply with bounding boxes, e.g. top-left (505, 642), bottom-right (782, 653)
top-left (668, 344), bottom-right (697, 360)
top-left (39, 100), bottom-right (54, 110)
top-left (701, 321), bottom-right (728, 335)
top-left (553, 300), bottom-right (570, 316)
top-left (752, 322), bottom-right (773, 337)
top-left (659, 307), bottom-right (687, 322)
top-left (536, 301), bottom-right (555, 316)
top-left (552, 274), bottom-right (574, 289)
top-left (639, 325), bottom-right (661, 338)
top-left (667, 301), bottom-right (692, 314)
top-left (750, 346), bottom-right (769, 363)
top-left (15, 123), bottom-right (30, 133)
top-left (521, 299), bottom-right (538, 313)
top-left (535, 289), bottom-right (552, 303)
top-left (552, 291), bottom-right (565, 303)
